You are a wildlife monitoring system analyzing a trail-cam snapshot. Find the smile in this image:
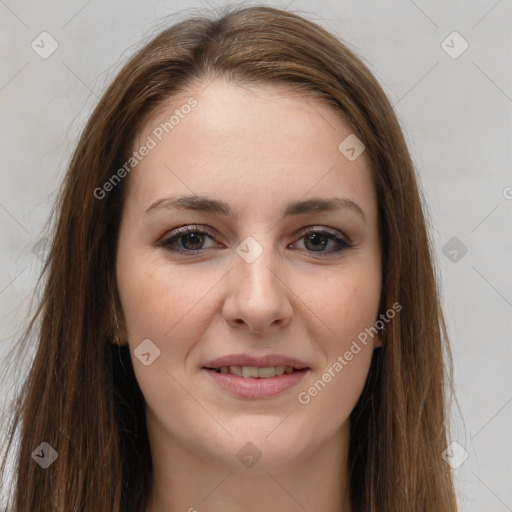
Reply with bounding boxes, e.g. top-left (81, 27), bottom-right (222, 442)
top-left (202, 366), bottom-right (309, 399)
top-left (206, 365), bottom-right (301, 377)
